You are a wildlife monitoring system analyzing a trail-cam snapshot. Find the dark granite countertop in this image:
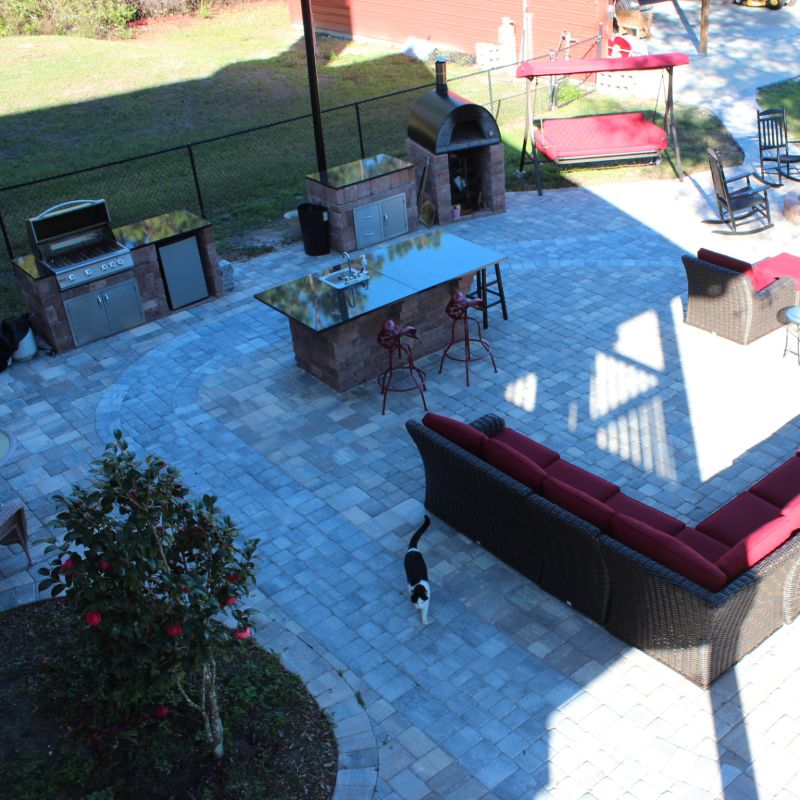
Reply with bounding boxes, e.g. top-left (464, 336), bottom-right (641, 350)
top-left (254, 230), bottom-right (506, 332)
top-left (306, 154), bottom-right (413, 190)
top-left (13, 210), bottom-right (210, 280)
